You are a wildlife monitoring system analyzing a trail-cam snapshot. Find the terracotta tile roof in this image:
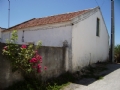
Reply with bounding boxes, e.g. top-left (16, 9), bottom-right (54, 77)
top-left (3, 8), bottom-right (93, 32)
